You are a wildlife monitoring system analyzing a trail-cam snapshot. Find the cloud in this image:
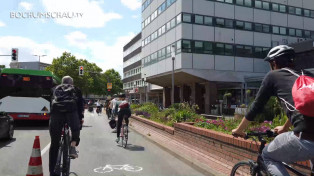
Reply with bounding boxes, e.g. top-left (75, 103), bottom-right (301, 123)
top-left (65, 31), bottom-right (136, 75)
top-left (42, 0), bottom-right (123, 28)
top-left (19, 2), bottom-right (33, 10)
top-left (121, 0), bottom-right (141, 10)
top-left (0, 21), bottom-right (6, 27)
top-left (65, 31), bottom-right (88, 49)
top-left (131, 15), bottom-right (139, 19)
top-left (0, 36), bottom-right (67, 68)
